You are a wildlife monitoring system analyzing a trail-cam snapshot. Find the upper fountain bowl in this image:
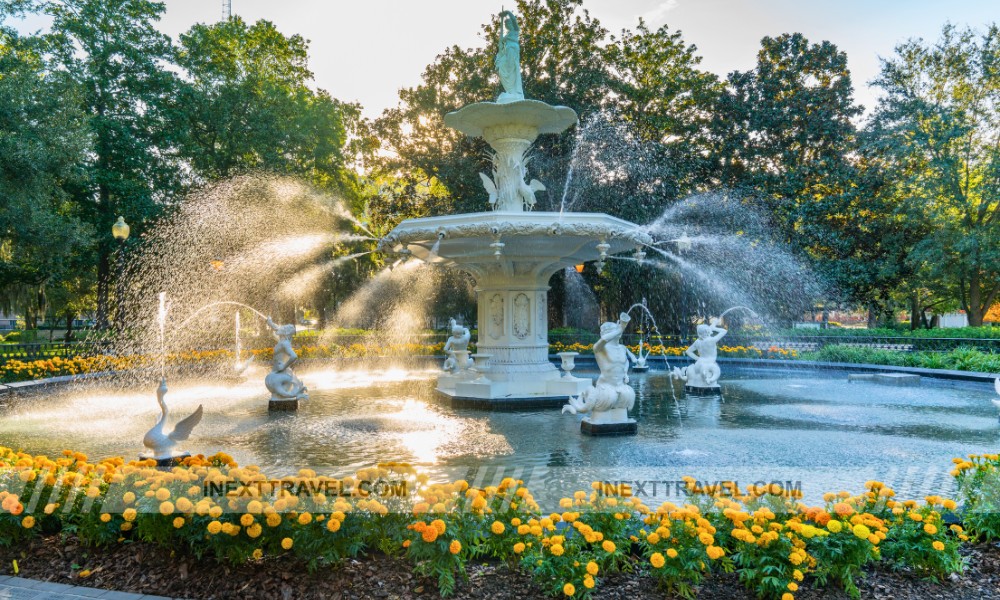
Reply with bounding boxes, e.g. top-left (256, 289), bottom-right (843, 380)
top-left (445, 99), bottom-right (578, 141)
top-left (382, 211), bottom-right (651, 281)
